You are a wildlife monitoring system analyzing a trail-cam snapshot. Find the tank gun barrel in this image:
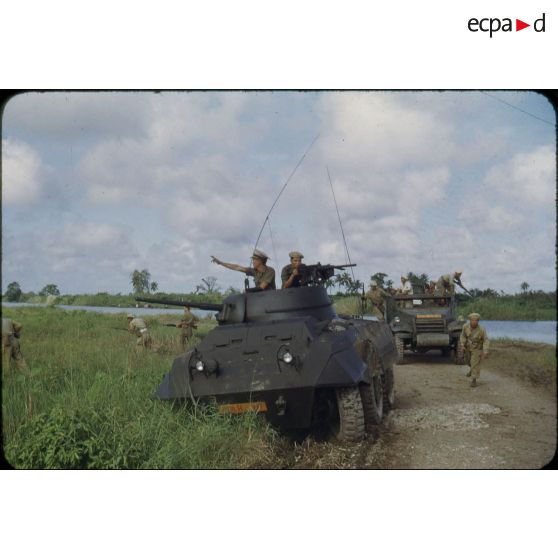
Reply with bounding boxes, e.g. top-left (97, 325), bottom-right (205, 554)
top-left (135, 297), bottom-right (223, 312)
